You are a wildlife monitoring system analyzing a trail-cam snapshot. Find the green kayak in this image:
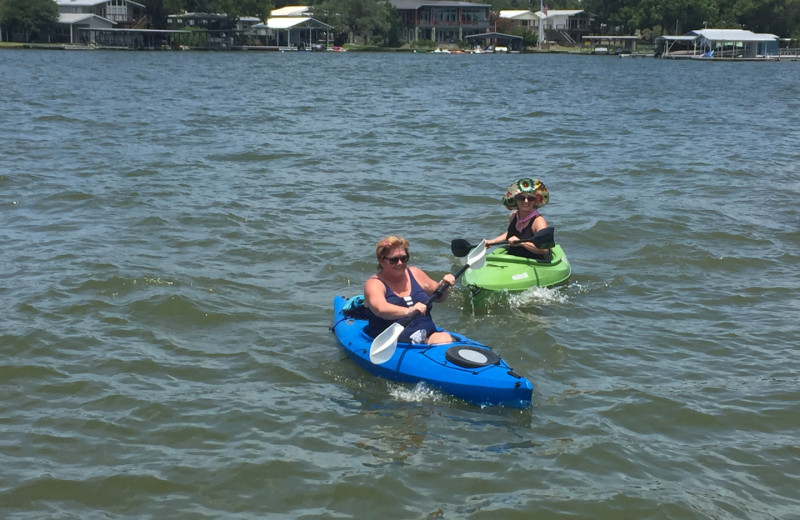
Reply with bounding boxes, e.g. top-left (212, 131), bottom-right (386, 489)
top-left (462, 244), bottom-right (571, 293)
